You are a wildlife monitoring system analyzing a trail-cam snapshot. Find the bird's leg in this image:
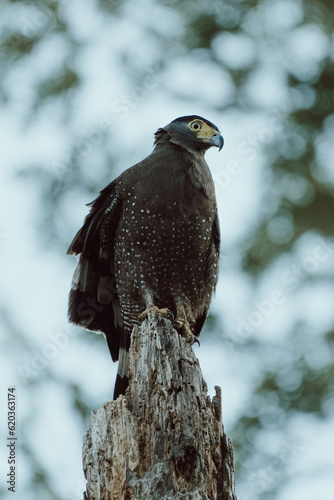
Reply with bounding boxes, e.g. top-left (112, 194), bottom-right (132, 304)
top-left (139, 305), bottom-right (174, 322)
top-left (173, 304), bottom-right (199, 345)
